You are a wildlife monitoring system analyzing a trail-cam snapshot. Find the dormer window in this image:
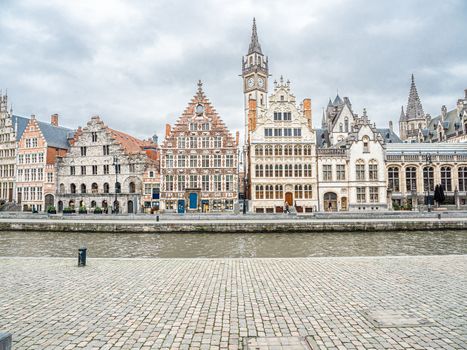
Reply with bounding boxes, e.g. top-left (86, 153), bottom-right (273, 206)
top-left (280, 95), bottom-right (284, 101)
top-left (363, 136), bottom-right (370, 153)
